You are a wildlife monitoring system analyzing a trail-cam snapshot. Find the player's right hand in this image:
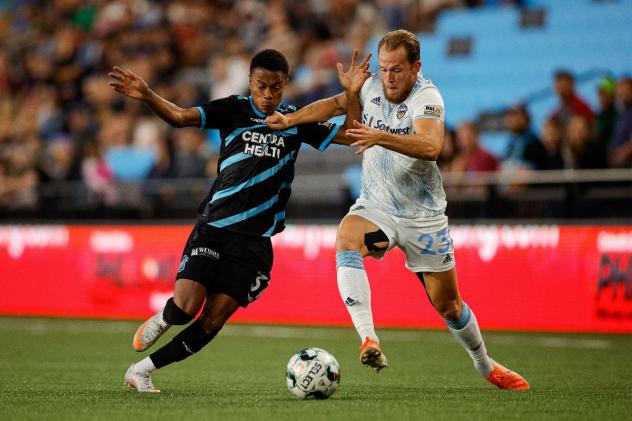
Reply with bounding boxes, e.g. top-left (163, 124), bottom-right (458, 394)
top-left (337, 50), bottom-right (371, 95)
top-left (108, 66), bottom-right (150, 101)
top-left (266, 111), bottom-right (289, 130)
